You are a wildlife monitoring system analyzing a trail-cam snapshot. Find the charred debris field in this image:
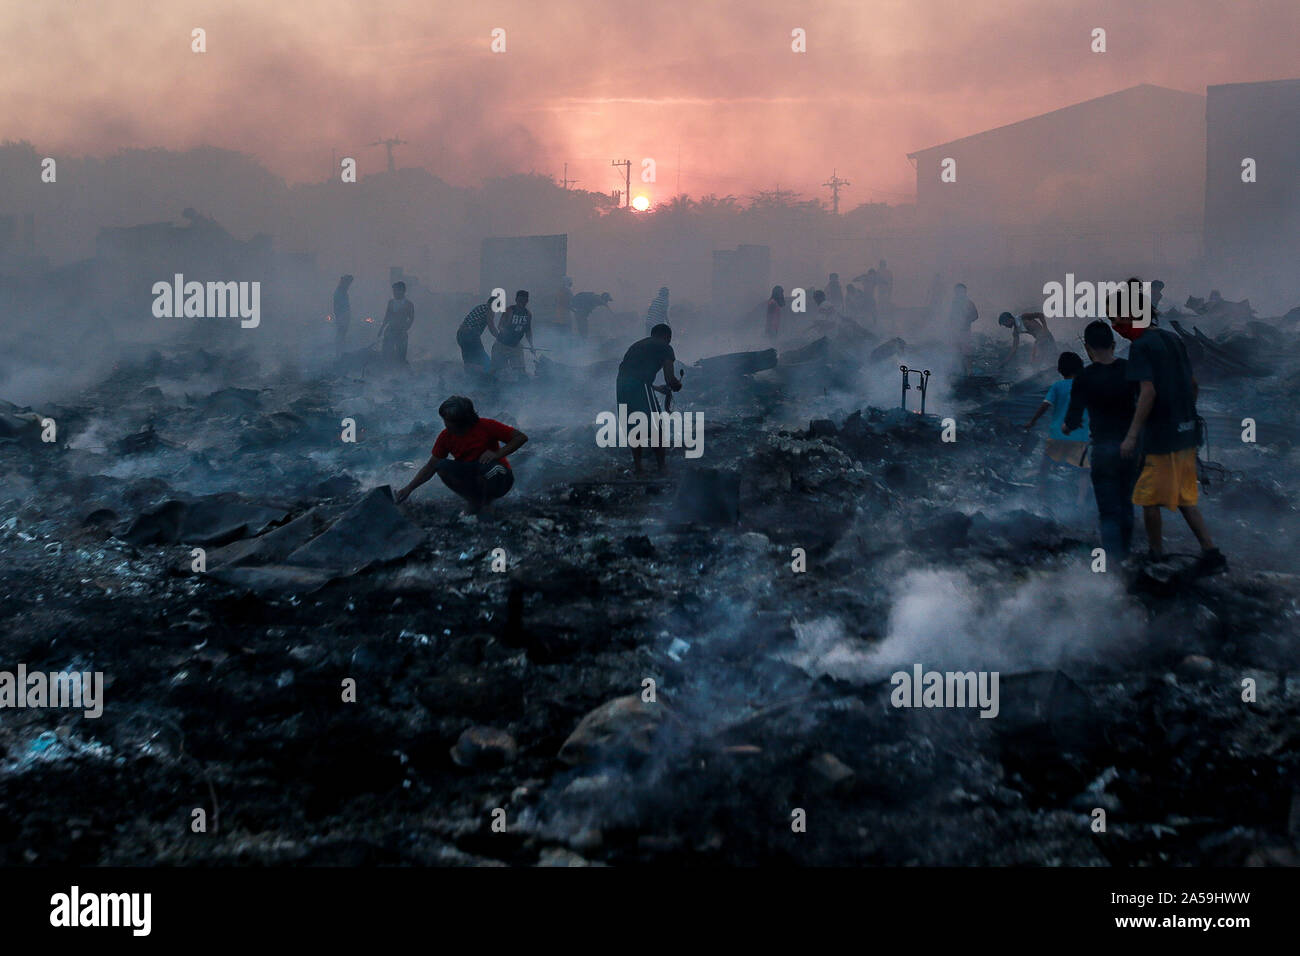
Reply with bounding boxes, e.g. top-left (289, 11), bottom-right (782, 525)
top-left (2, 329), bottom-right (1299, 868)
